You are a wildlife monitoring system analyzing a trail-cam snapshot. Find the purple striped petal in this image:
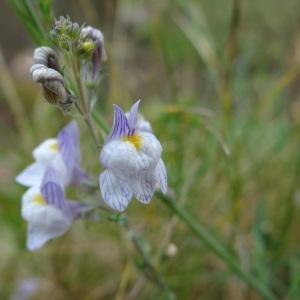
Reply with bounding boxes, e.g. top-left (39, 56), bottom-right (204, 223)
top-left (57, 121), bottom-right (80, 179)
top-left (92, 42), bottom-right (102, 79)
top-left (127, 99), bottom-right (140, 135)
top-left (107, 105), bottom-right (131, 142)
top-left (40, 167), bottom-right (69, 215)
